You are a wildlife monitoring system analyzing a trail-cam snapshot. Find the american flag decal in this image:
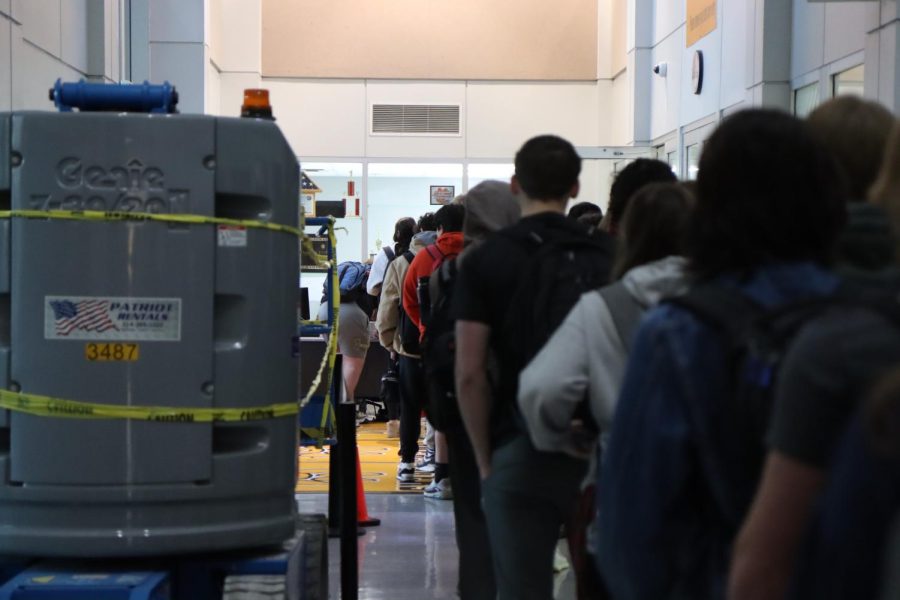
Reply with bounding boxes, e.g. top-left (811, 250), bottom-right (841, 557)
top-left (49, 300), bottom-right (119, 336)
